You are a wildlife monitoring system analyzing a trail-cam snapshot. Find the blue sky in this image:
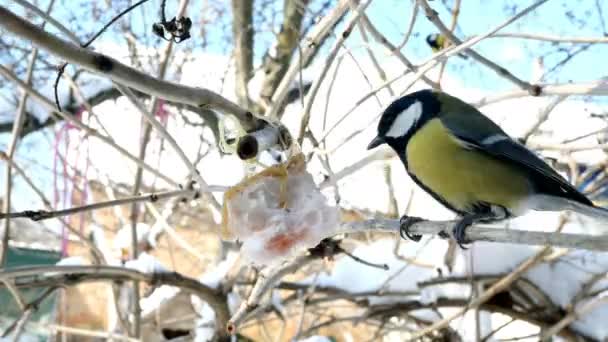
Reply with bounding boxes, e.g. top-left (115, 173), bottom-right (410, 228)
top-left (5, 0), bottom-right (606, 93)
top-left (362, 0), bottom-right (608, 90)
